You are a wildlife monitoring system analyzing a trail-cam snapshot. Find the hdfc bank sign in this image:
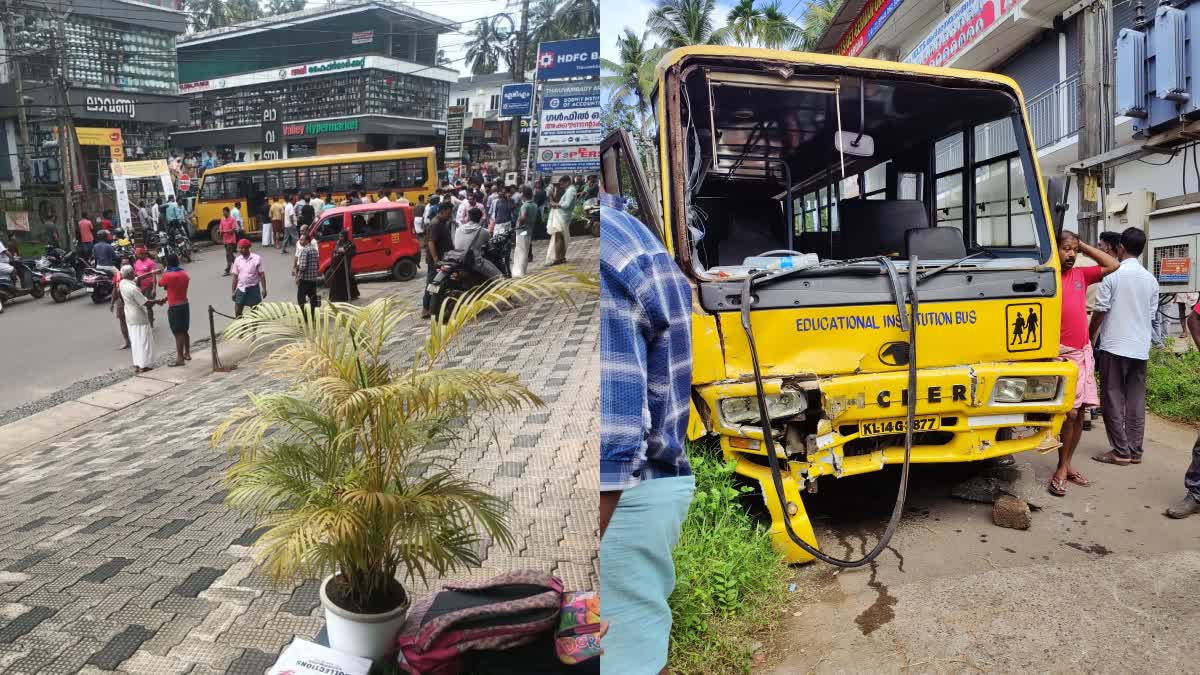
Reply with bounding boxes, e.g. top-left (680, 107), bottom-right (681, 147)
top-left (534, 37), bottom-right (600, 79)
